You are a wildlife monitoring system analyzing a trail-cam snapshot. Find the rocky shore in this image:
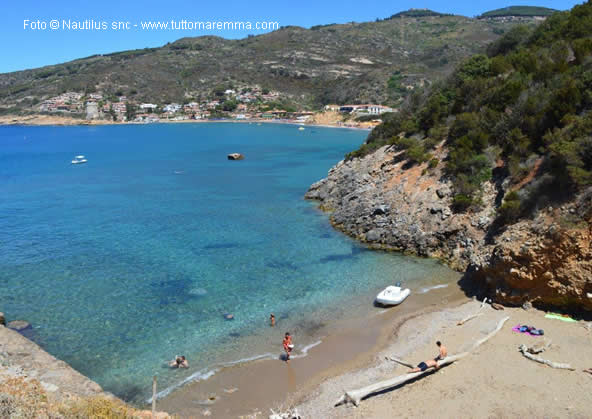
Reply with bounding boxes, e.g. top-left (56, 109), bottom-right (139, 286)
top-left (0, 321), bottom-right (170, 418)
top-left (305, 143), bottom-right (592, 312)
